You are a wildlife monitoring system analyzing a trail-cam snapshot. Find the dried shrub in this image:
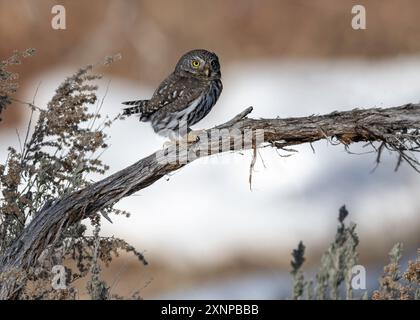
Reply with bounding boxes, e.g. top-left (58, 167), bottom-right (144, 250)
top-left (290, 206), bottom-right (419, 300)
top-left (373, 245), bottom-right (420, 300)
top-left (0, 49), bottom-right (35, 121)
top-left (0, 52), bottom-right (146, 299)
top-left (290, 241), bottom-right (307, 299)
top-left (290, 205), bottom-right (362, 300)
